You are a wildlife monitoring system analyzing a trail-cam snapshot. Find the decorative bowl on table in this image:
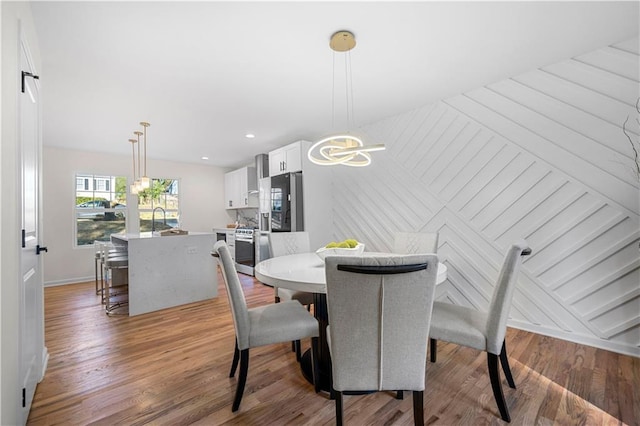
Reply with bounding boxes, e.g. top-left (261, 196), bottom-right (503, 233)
top-left (316, 242), bottom-right (365, 261)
